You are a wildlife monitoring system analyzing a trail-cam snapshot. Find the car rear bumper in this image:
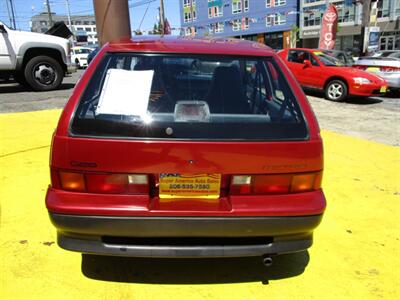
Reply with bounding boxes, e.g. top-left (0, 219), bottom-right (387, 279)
top-left (379, 72), bottom-right (400, 89)
top-left (49, 213), bottom-right (323, 257)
